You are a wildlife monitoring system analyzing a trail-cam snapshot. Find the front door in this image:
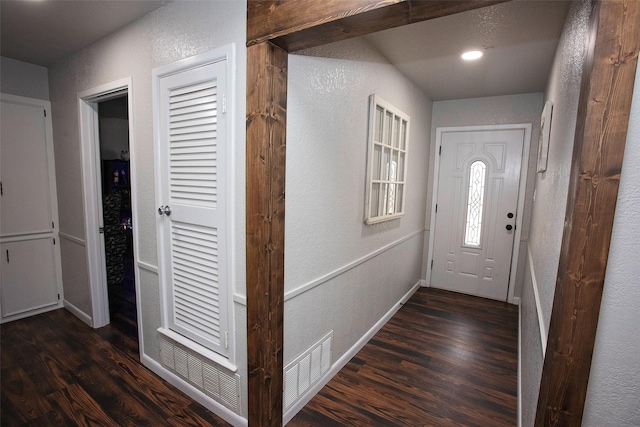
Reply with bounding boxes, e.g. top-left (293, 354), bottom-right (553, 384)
top-left (431, 127), bottom-right (524, 301)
